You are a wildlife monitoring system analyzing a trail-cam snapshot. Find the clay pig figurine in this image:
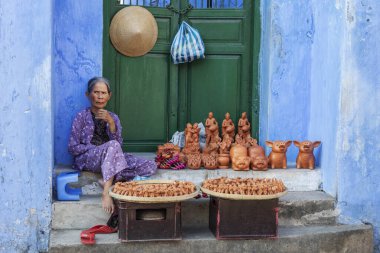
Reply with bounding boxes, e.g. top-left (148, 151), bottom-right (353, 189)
top-left (294, 140), bottom-right (321, 169)
top-left (251, 156), bottom-right (269, 171)
top-left (230, 144), bottom-right (250, 171)
top-left (248, 140), bottom-right (268, 171)
top-left (265, 140), bottom-right (292, 169)
top-left (233, 156), bottom-right (251, 171)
